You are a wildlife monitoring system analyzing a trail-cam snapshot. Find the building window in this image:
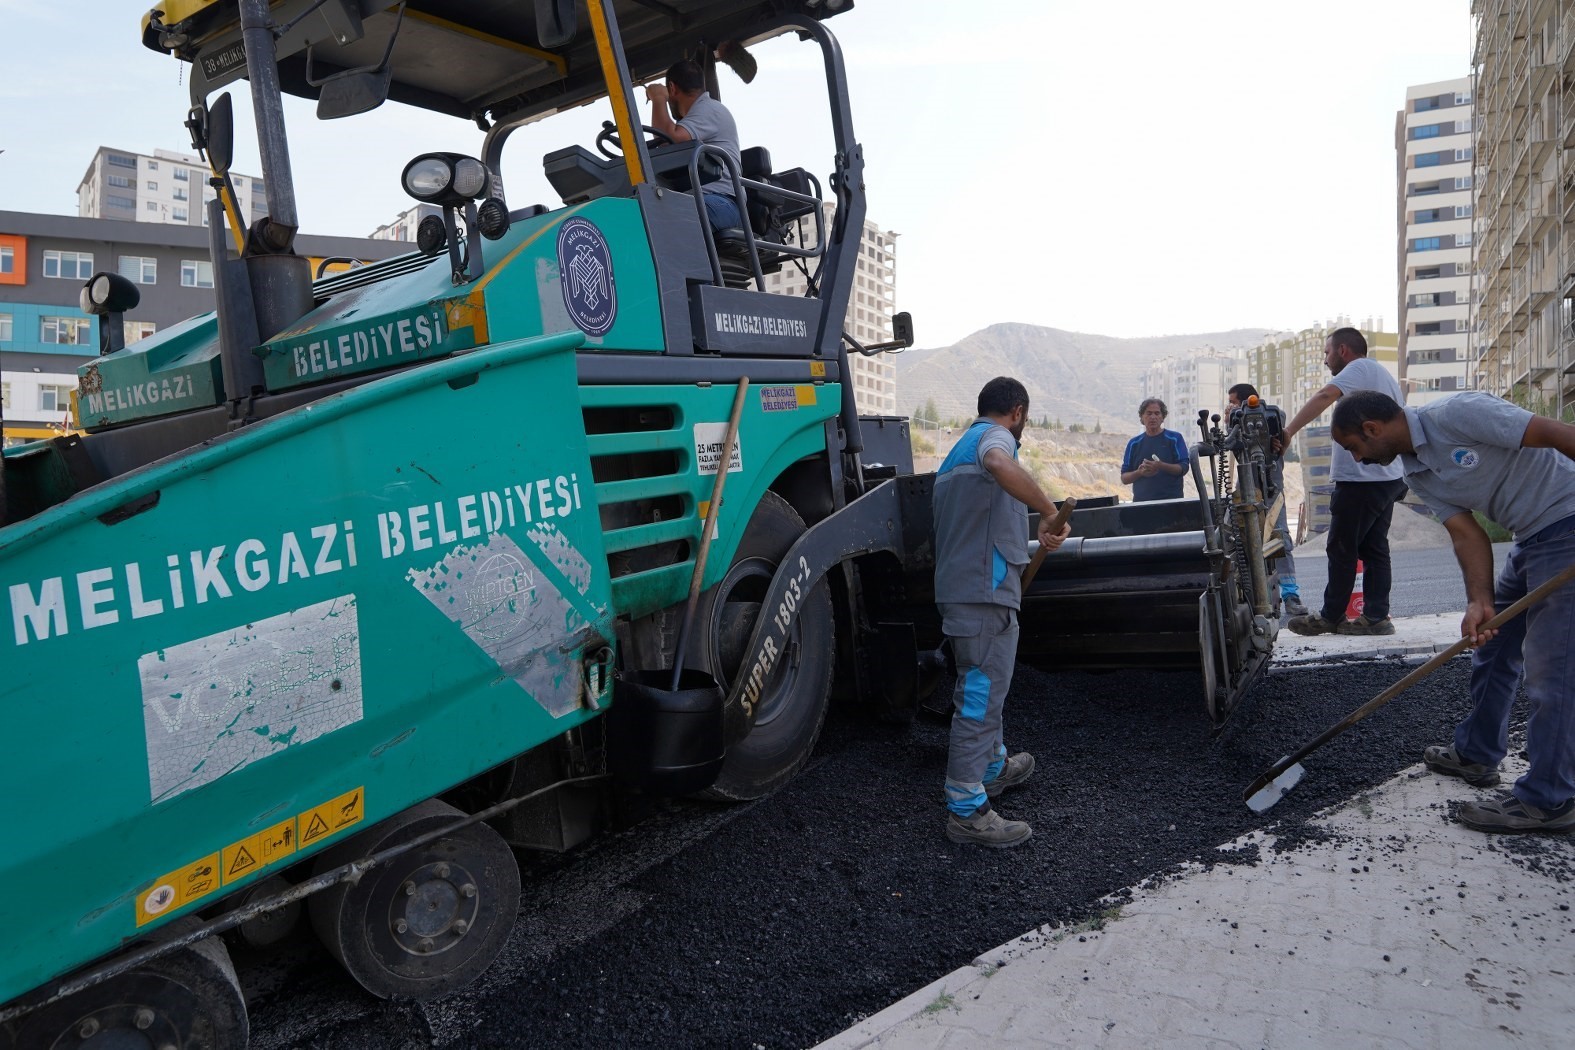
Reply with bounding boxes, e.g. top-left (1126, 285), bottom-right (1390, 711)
top-left (181, 259), bottom-right (214, 288)
top-left (146, 201), bottom-right (159, 212)
top-left (1412, 123), bottom-right (1443, 139)
top-left (1414, 266), bottom-right (1441, 280)
top-left (107, 153), bottom-right (136, 168)
top-left (1412, 209), bottom-right (1440, 223)
top-left (172, 206), bottom-right (188, 222)
top-left (119, 256), bottom-right (157, 284)
top-left (1409, 181), bottom-right (1440, 195)
top-left (105, 194), bottom-right (135, 210)
top-left (1454, 148), bottom-right (1472, 162)
top-left (1409, 236), bottom-right (1442, 251)
top-left (146, 181), bottom-right (158, 191)
top-left (0, 313), bottom-right (11, 340)
top-left (42, 250), bottom-right (94, 280)
top-left (1455, 204), bottom-right (1472, 218)
top-left (1415, 322), bottom-right (1443, 335)
top-left (1455, 91), bottom-right (1472, 105)
top-left (38, 384), bottom-right (74, 412)
top-left (174, 168), bottom-right (189, 182)
top-left (1414, 97), bottom-right (1439, 112)
top-left (1454, 176), bottom-right (1473, 190)
top-left (172, 188), bottom-right (188, 201)
top-left (1455, 119), bottom-right (1472, 134)
top-left (125, 320), bottom-right (158, 344)
top-left (1414, 151), bottom-right (1444, 167)
top-left (0, 246), bottom-right (11, 274)
top-left (107, 174), bottom-right (133, 188)
top-left (41, 316), bottom-right (93, 346)
top-left (147, 160), bottom-right (159, 170)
